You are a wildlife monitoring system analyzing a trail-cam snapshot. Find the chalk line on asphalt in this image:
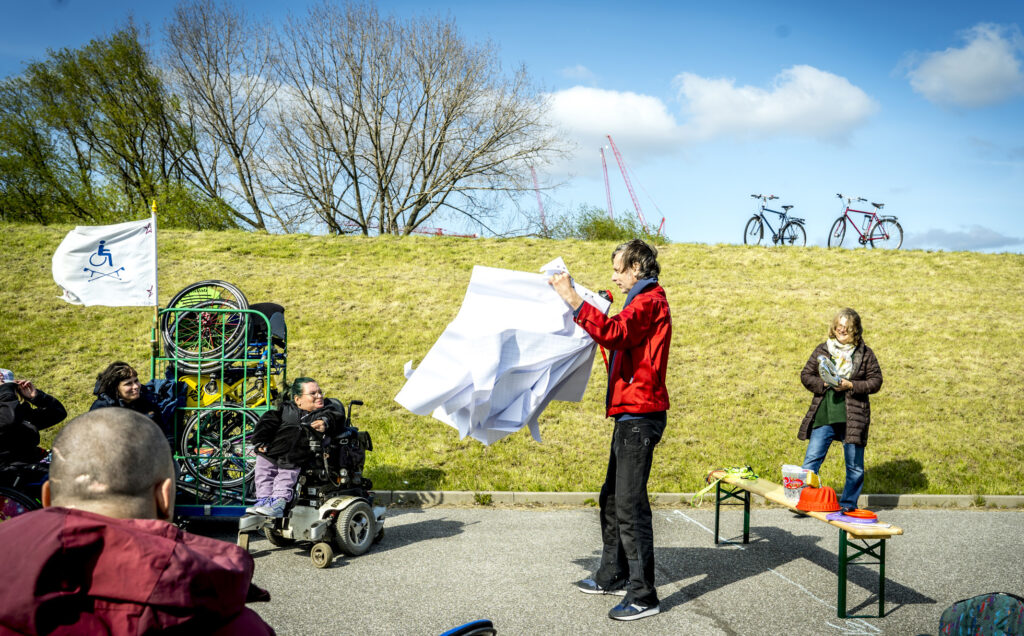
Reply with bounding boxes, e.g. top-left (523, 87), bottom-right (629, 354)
top-left (668, 510), bottom-right (881, 635)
